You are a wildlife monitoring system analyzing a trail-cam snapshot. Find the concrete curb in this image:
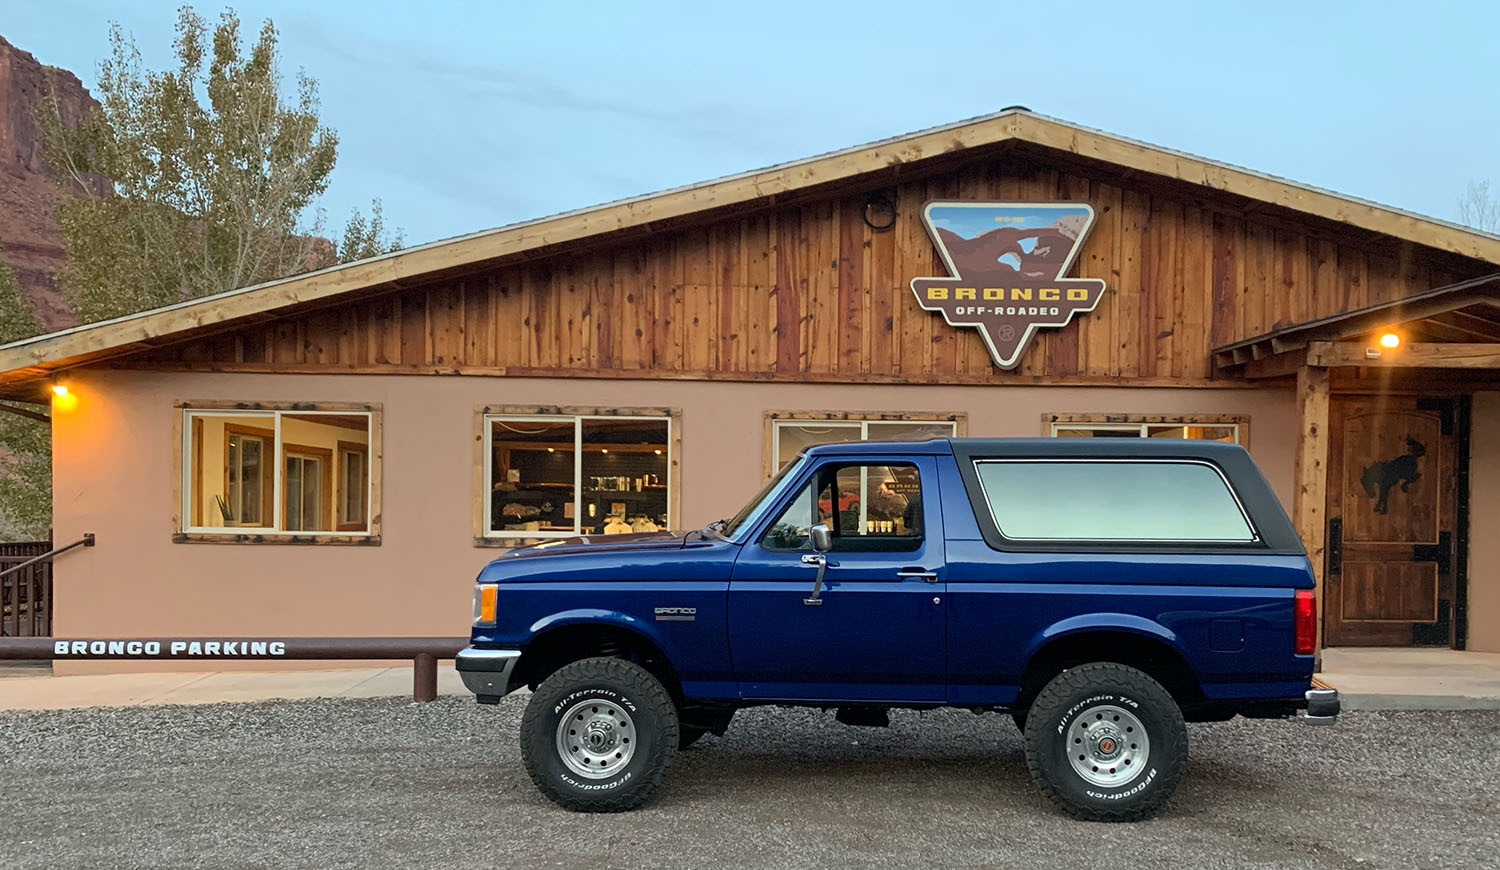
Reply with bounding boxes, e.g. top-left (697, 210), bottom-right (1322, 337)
top-left (1338, 693), bottom-right (1500, 712)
